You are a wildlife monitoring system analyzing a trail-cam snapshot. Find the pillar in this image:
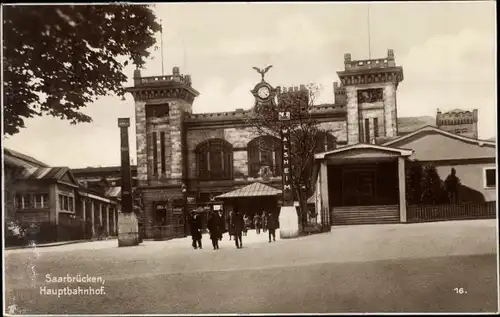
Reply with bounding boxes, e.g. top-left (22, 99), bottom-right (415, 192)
top-left (345, 86), bottom-right (359, 145)
top-left (319, 162), bottom-right (330, 215)
top-left (106, 205), bottom-right (110, 236)
top-left (90, 200), bottom-right (95, 238)
top-left (99, 203), bottom-right (103, 227)
top-left (82, 198), bottom-right (86, 238)
top-left (112, 207), bottom-right (117, 236)
top-left (383, 83), bottom-right (398, 138)
top-left (398, 157), bottom-right (407, 223)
